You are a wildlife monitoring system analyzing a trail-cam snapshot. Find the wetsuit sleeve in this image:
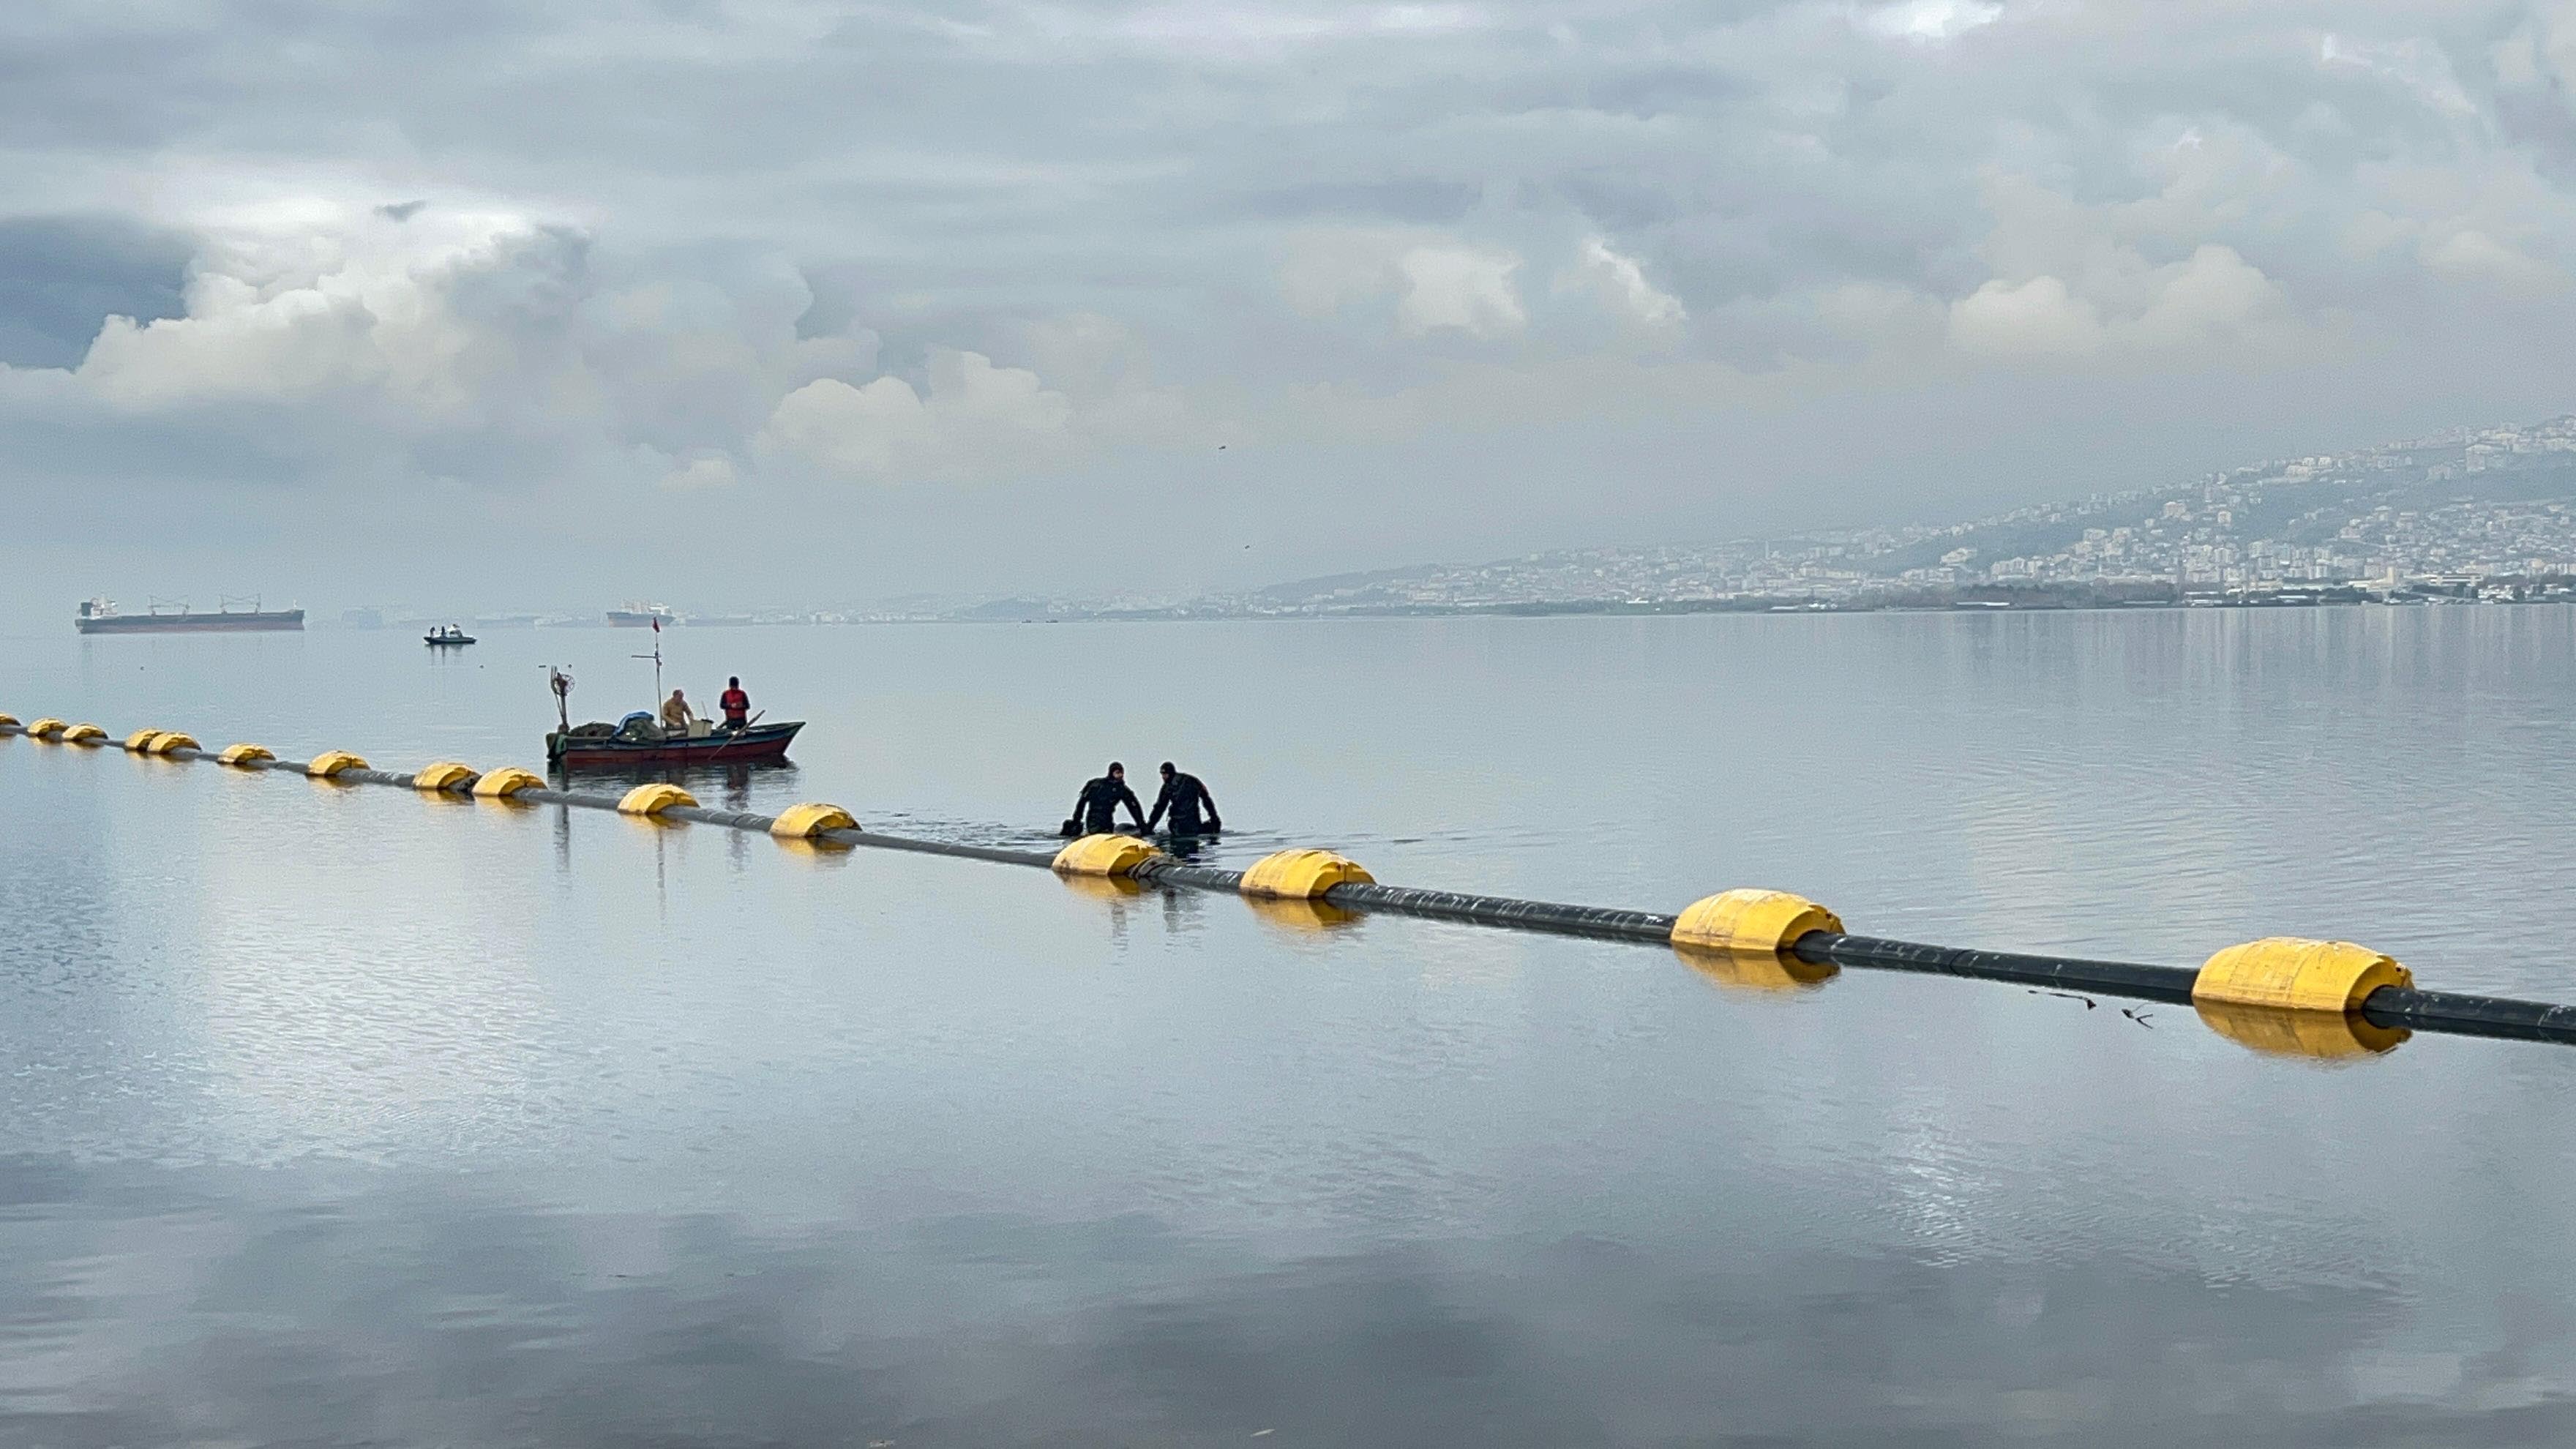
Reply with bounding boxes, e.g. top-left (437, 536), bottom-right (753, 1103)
top-left (1199, 782), bottom-right (1220, 828)
top-left (1145, 780), bottom-right (1173, 830)
top-left (1120, 784), bottom-right (1146, 825)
